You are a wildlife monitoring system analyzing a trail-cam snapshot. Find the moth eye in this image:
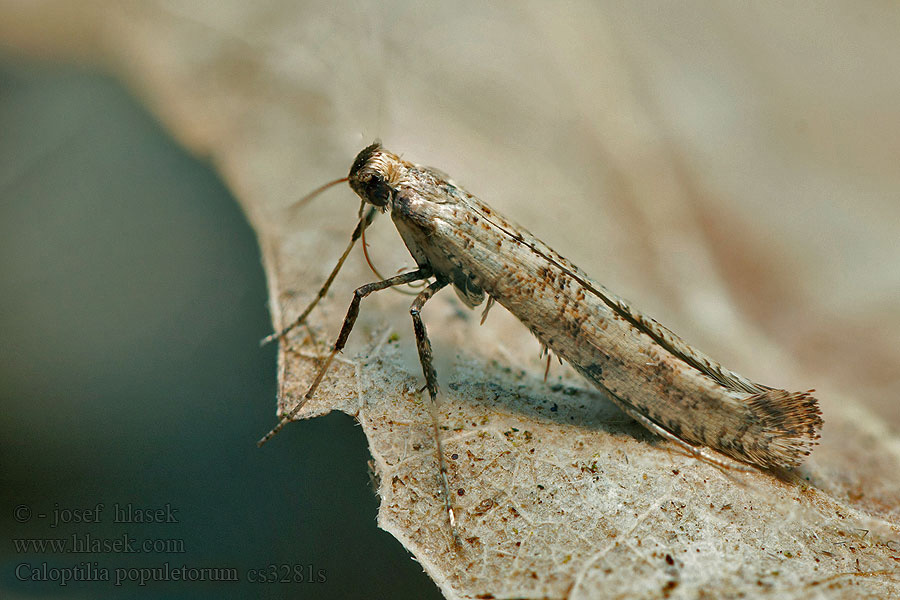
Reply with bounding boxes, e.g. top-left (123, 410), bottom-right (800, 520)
top-left (365, 175), bottom-right (392, 207)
